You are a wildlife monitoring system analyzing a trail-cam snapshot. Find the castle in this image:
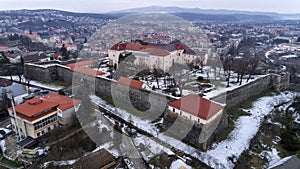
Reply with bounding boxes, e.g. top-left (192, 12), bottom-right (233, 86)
top-left (108, 40), bottom-right (208, 71)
